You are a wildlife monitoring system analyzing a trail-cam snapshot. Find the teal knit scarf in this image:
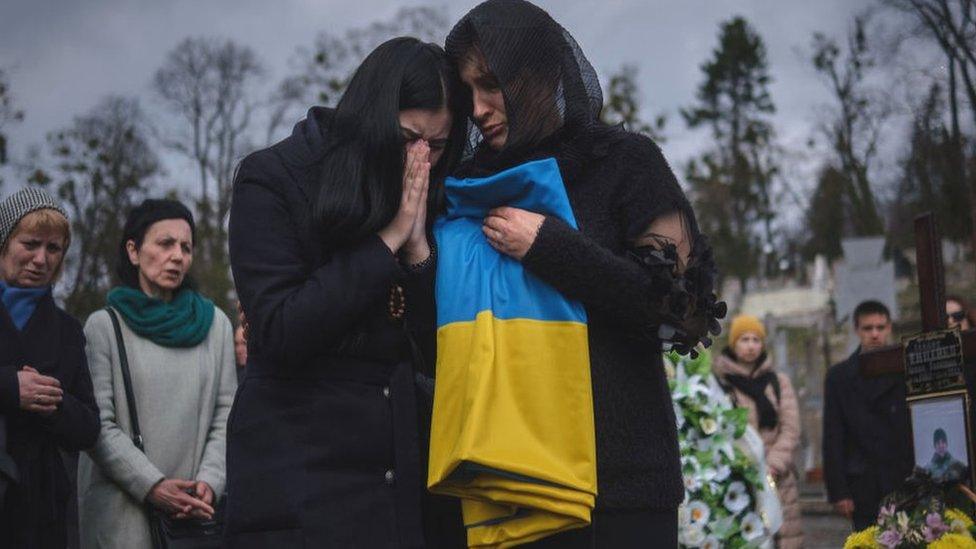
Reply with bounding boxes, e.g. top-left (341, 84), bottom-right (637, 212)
top-left (107, 286), bottom-right (215, 348)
